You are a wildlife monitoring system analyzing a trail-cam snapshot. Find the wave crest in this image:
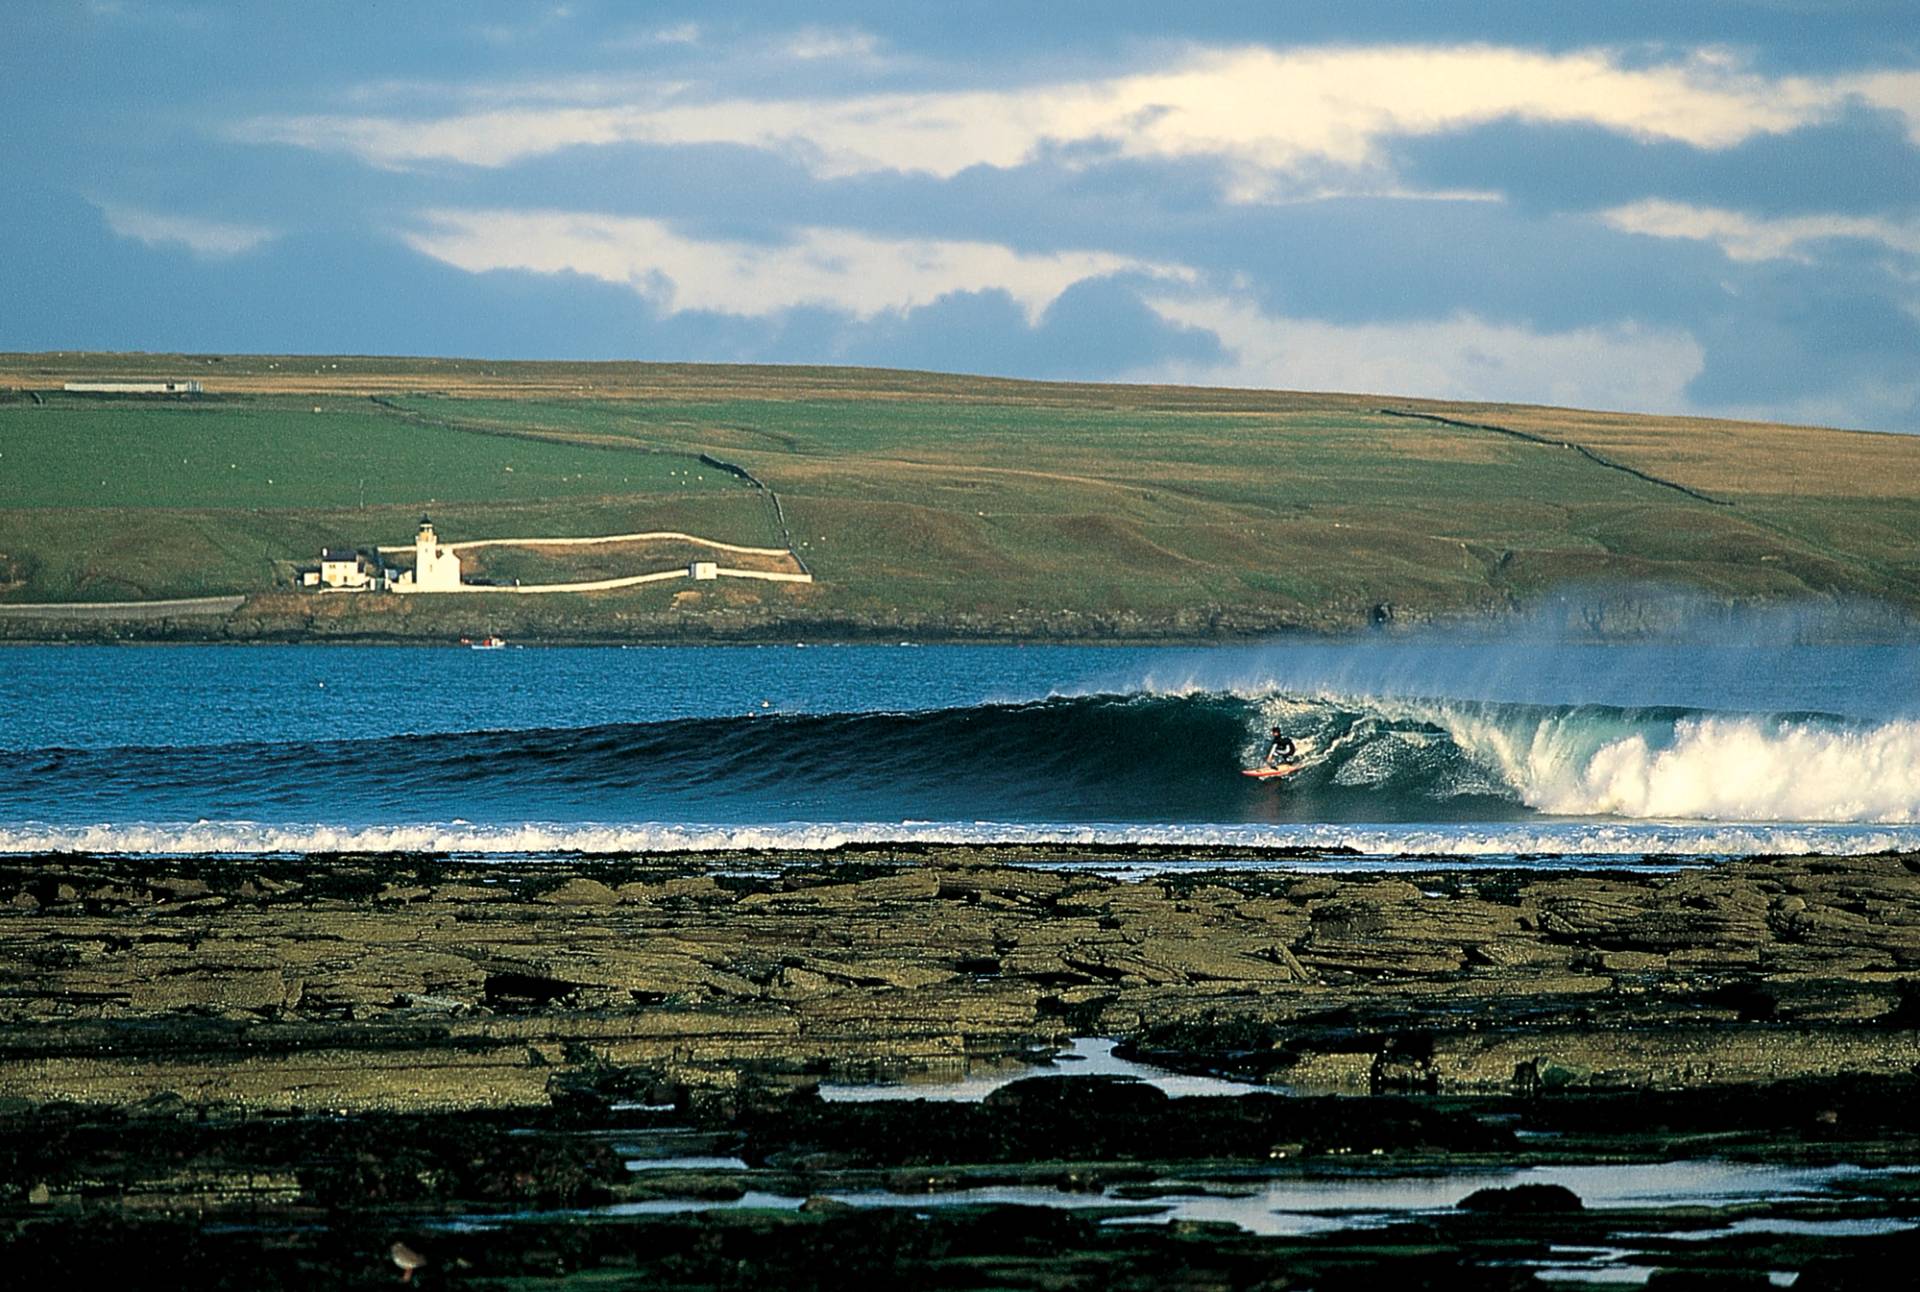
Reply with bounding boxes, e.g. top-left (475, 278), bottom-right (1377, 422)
top-left (1, 691), bottom-right (1915, 830)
